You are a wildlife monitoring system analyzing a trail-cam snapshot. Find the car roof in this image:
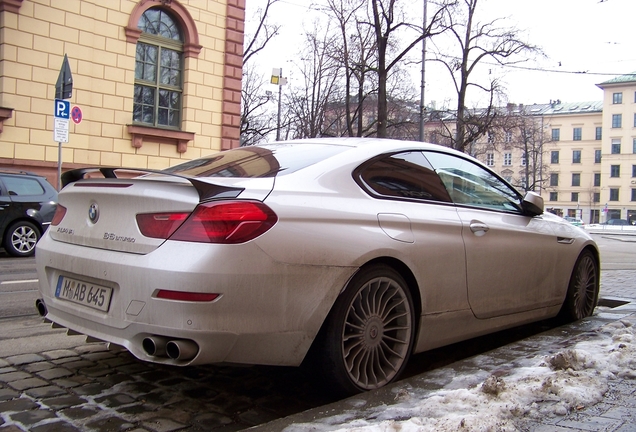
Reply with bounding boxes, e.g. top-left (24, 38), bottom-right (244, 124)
top-left (166, 138), bottom-right (480, 180)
